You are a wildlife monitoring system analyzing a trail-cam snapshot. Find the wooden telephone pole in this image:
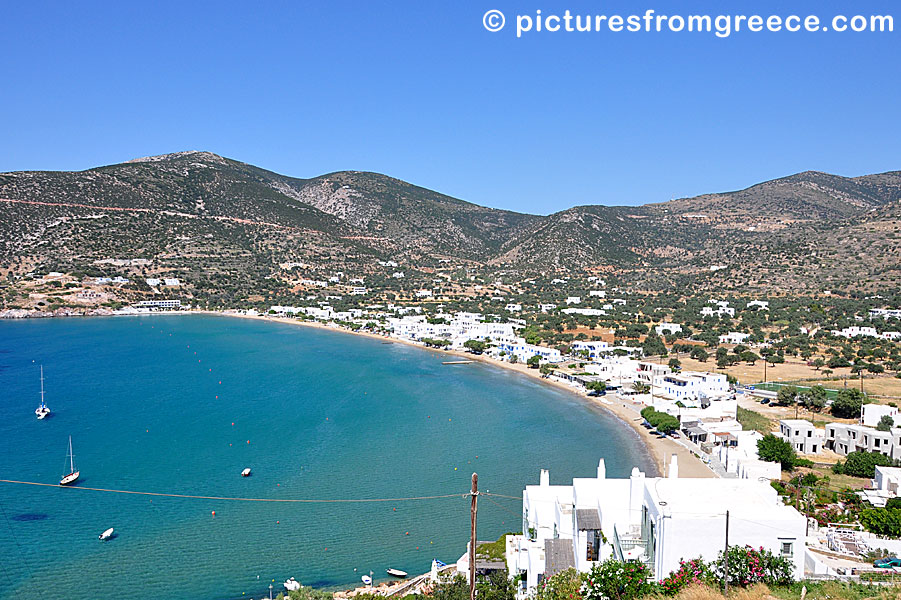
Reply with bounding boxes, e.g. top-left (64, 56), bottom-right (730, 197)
top-left (470, 473), bottom-right (479, 600)
top-left (723, 510), bottom-right (731, 594)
